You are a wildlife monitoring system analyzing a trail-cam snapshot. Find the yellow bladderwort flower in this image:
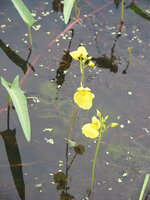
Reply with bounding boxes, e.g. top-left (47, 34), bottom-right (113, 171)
top-left (82, 116), bottom-right (100, 138)
top-left (88, 60), bottom-right (95, 67)
top-left (74, 87), bottom-right (95, 110)
top-left (70, 46), bottom-right (88, 60)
